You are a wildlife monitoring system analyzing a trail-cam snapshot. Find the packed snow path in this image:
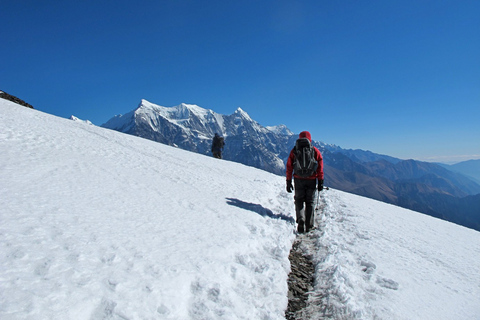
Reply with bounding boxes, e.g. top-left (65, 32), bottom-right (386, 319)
top-left (285, 192), bottom-right (329, 320)
top-left (2, 100), bottom-right (480, 319)
top-left (285, 231), bottom-right (316, 319)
